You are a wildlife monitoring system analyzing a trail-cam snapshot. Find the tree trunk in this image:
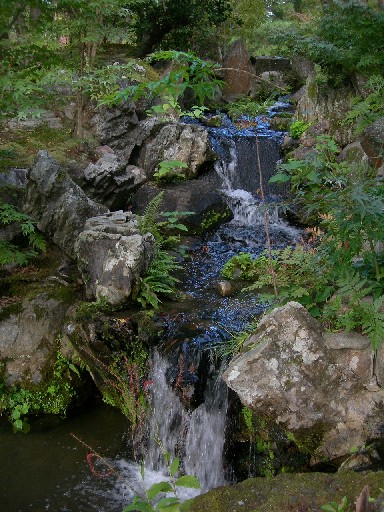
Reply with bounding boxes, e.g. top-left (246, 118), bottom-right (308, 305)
top-left (75, 42), bottom-right (86, 138)
top-left (292, 0), bottom-right (303, 13)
